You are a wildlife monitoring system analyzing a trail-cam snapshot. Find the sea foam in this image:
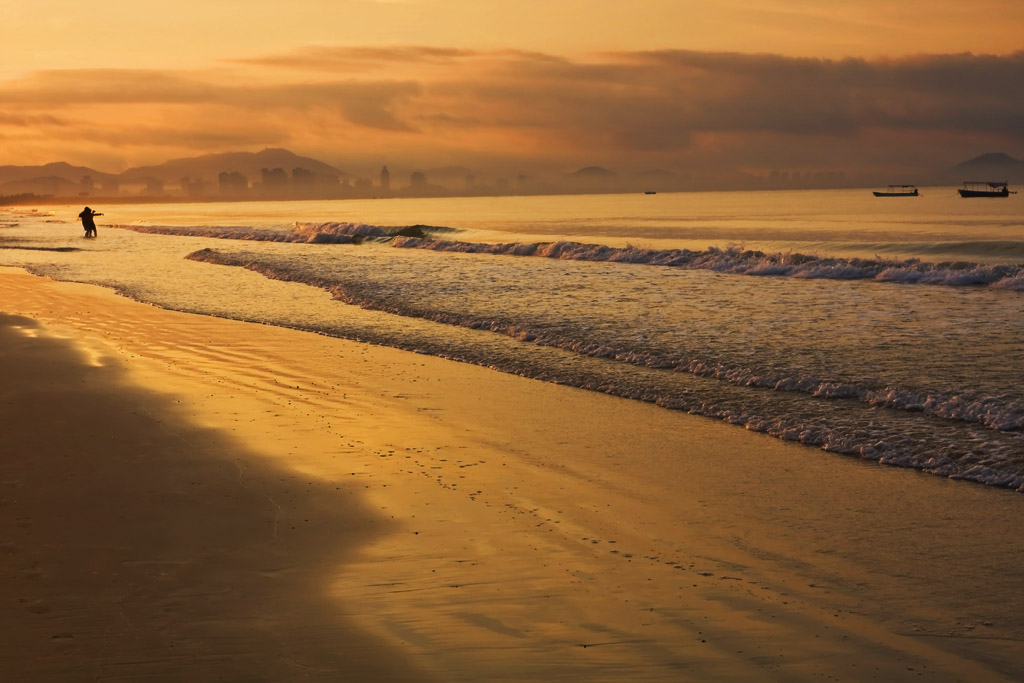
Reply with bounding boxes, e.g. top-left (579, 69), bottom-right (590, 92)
top-left (391, 237), bottom-right (1024, 289)
top-left (119, 221), bottom-right (453, 243)
top-left (184, 247), bottom-right (1024, 435)
top-left (119, 222), bottom-right (1024, 290)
